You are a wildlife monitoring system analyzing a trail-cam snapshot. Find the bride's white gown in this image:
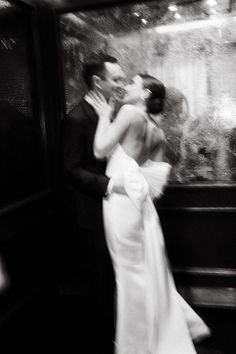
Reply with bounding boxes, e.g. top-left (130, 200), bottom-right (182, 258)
top-left (103, 144), bottom-right (210, 354)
